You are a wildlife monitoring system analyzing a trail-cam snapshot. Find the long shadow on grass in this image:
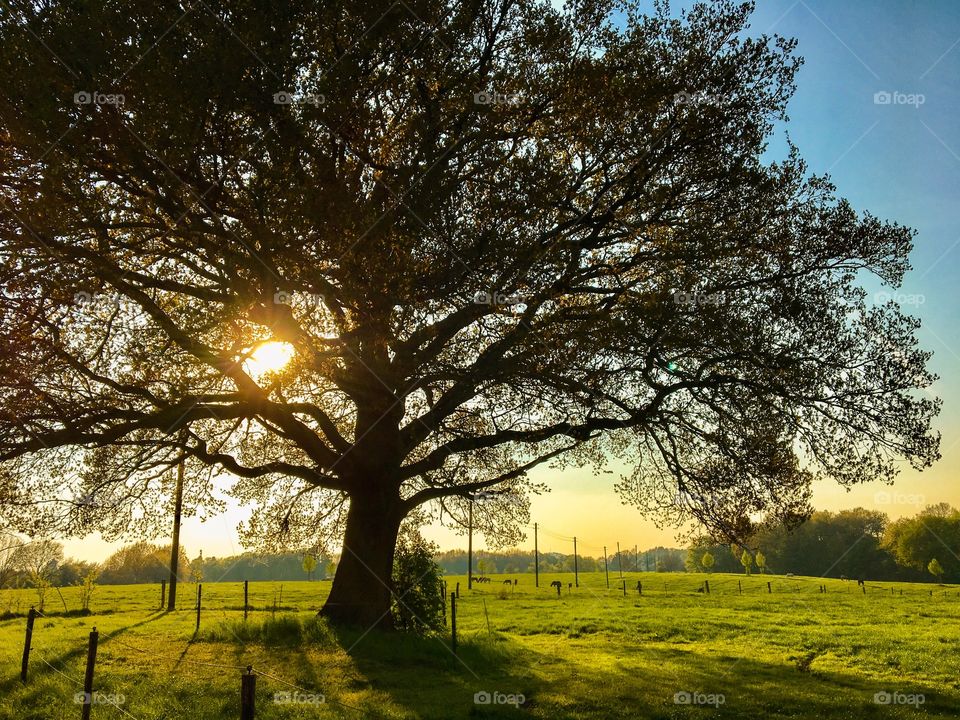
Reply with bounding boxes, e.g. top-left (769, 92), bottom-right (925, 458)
top-left (0, 610), bottom-right (167, 698)
top-left (325, 625), bottom-right (960, 720)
